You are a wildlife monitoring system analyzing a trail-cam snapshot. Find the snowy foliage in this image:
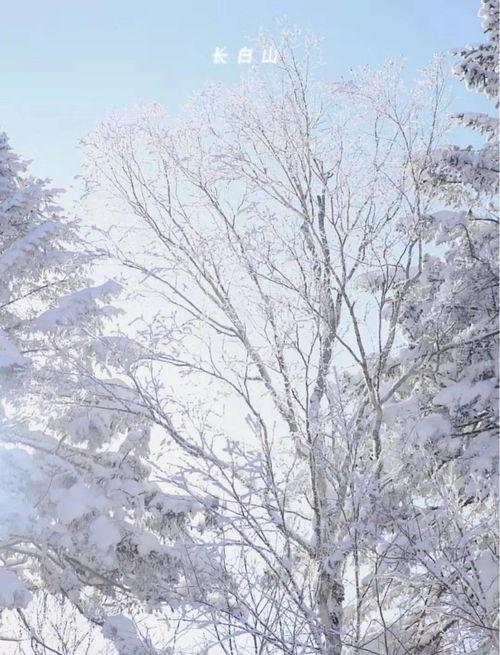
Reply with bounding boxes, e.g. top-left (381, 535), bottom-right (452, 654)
top-left (81, 25), bottom-right (498, 653)
top-left (0, 6), bottom-right (498, 655)
top-left (0, 568), bottom-right (32, 609)
top-left (453, 0), bottom-right (499, 101)
top-left (0, 134), bottom-right (223, 652)
top-left (379, 4), bottom-right (499, 649)
top-left (103, 615), bottom-right (152, 655)
top-left (425, 0), bottom-right (499, 204)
